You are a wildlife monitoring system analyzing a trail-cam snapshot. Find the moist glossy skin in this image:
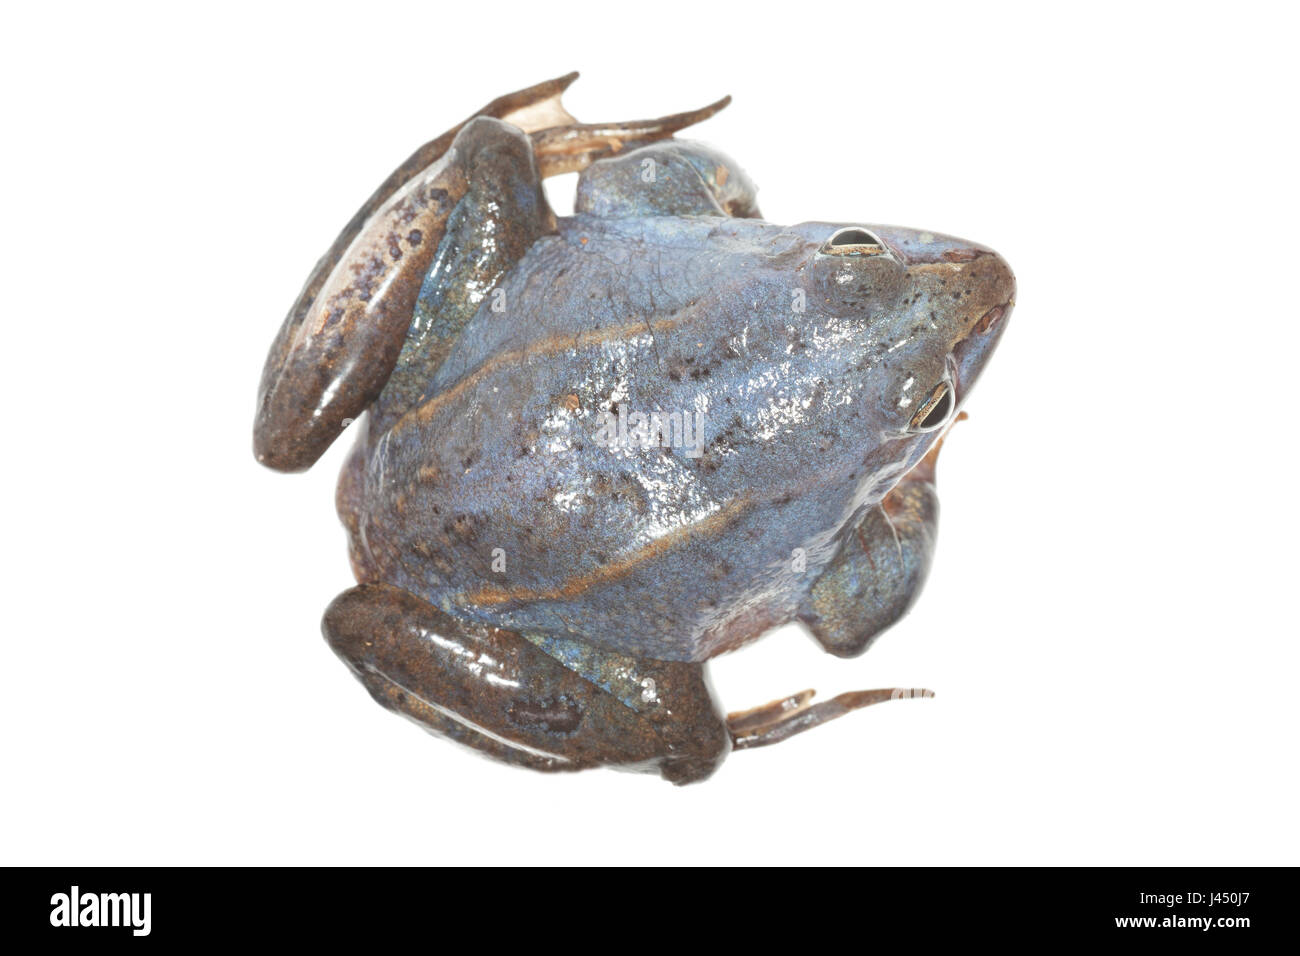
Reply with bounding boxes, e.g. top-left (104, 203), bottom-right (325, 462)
top-left (344, 215), bottom-right (1012, 661)
top-left (255, 74), bottom-right (1015, 783)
